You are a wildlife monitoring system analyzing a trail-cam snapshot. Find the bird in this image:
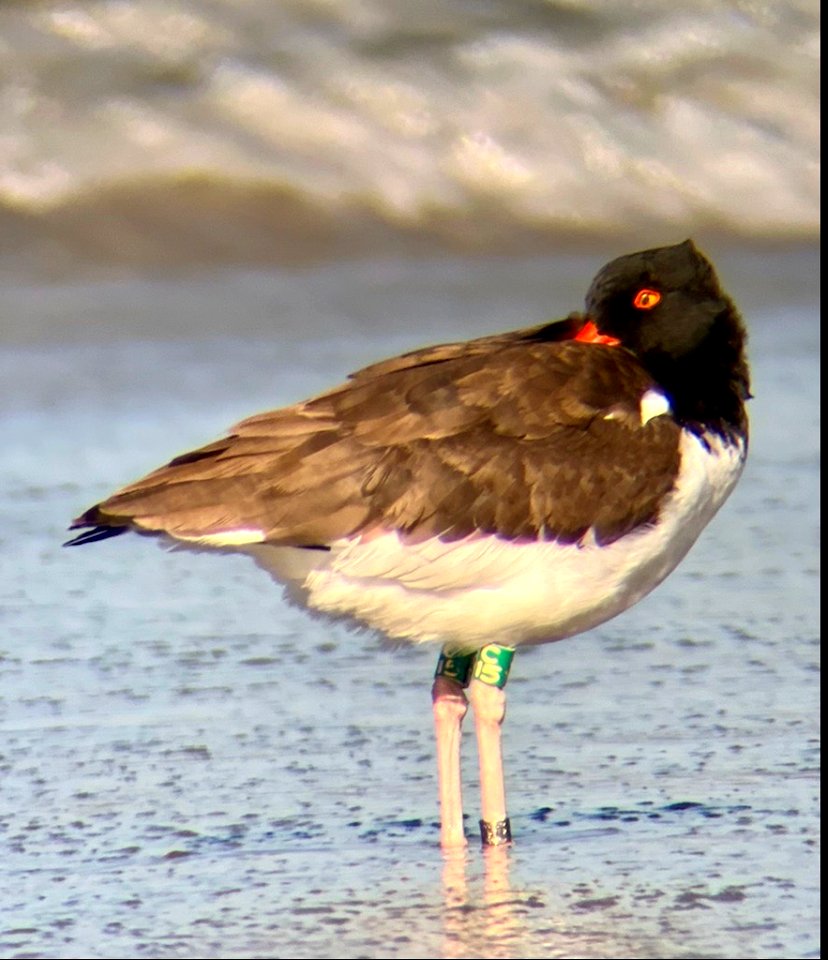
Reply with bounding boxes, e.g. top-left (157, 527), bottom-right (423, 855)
top-left (66, 239), bottom-right (751, 849)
